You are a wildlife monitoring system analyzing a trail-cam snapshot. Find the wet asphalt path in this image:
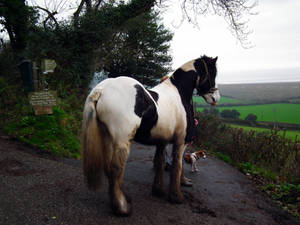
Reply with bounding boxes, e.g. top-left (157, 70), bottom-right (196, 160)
top-left (0, 134), bottom-right (299, 225)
